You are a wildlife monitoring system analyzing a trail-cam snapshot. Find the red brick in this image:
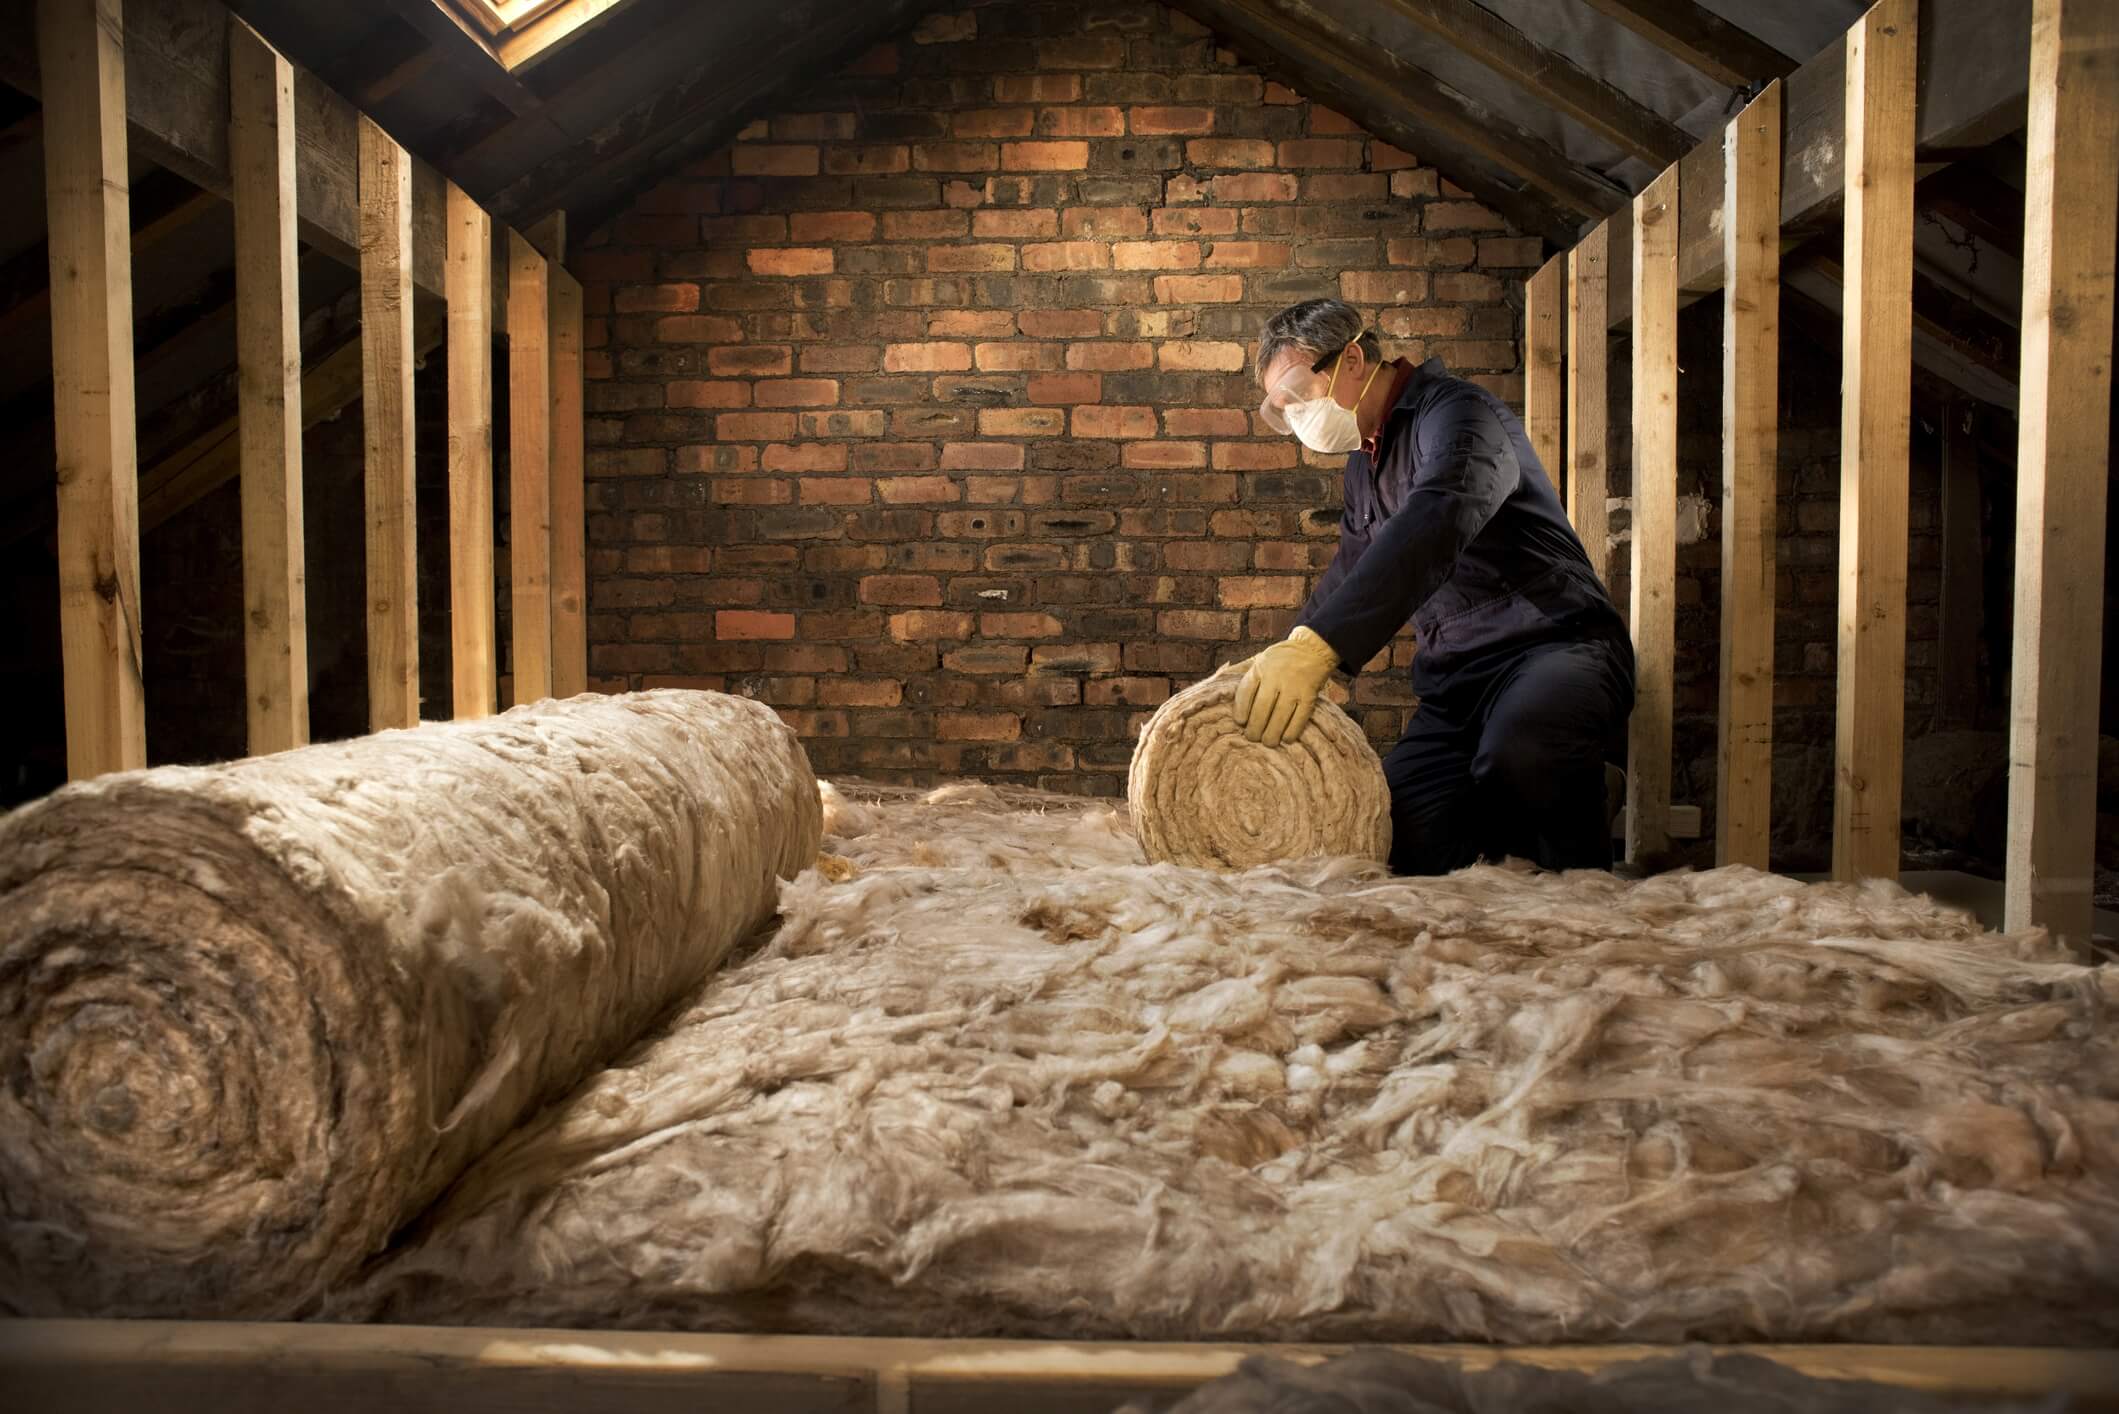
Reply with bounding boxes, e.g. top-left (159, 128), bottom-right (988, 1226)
top-left (1432, 339), bottom-right (1518, 370)
top-left (889, 610), bottom-right (974, 641)
top-left (715, 411), bottom-right (798, 439)
top-left (1113, 240), bottom-right (1201, 270)
top-left (1478, 237), bottom-right (1545, 268)
top-left (1073, 405), bottom-right (1157, 438)
top-left (800, 410), bottom-right (887, 437)
top-left (771, 112), bottom-right (857, 141)
top-left (1434, 271), bottom-right (1503, 301)
top-left (1000, 140), bottom-right (1090, 170)
top-left (1278, 138), bottom-right (1363, 168)
top-left (1063, 207), bottom-right (1151, 238)
top-left (1123, 440), bottom-right (1207, 468)
top-left (1153, 274), bottom-right (1244, 303)
top-left (1209, 172), bottom-right (1298, 202)
top-left (1027, 371), bottom-right (1102, 404)
top-left (937, 711), bottom-right (1021, 742)
top-left (1164, 407), bottom-right (1249, 436)
top-left (753, 378), bottom-right (839, 407)
top-left (883, 341), bottom-right (973, 372)
top-left (1380, 305), bottom-right (1470, 337)
top-left (979, 612), bottom-right (1064, 637)
top-left (1039, 106), bottom-right (1126, 137)
top-left (972, 208), bottom-right (1059, 238)
top-left (944, 644), bottom-right (1031, 674)
top-left (709, 345), bottom-right (793, 375)
top-left (1130, 105), bottom-right (1215, 134)
top-left (941, 442), bottom-right (1028, 470)
top-left (731, 145), bottom-right (819, 176)
top-left (1037, 35), bottom-right (1123, 68)
top-left (717, 610), bottom-right (796, 640)
top-left (1389, 236), bottom-right (1477, 266)
top-left (860, 574), bottom-right (943, 606)
top-left (822, 145), bottom-right (911, 175)
top-left (929, 309), bottom-right (1016, 337)
top-left (883, 209), bottom-right (970, 240)
top-left (1022, 241), bottom-right (1110, 272)
top-left (1341, 270), bottom-right (1429, 304)
top-left (954, 108), bottom-right (1035, 137)
top-left (1086, 676), bottom-right (1171, 706)
top-left (1154, 207), bottom-right (1238, 236)
top-left (927, 243), bottom-right (1017, 272)
top-left (1219, 576), bottom-right (1305, 608)
top-left (853, 443), bottom-right (940, 472)
top-left (913, 141), bottom-right (999, 172)
top-left (975, 341), bottom-right (1061, 371)
top-left (614, 282), bottom-right (699, 312)
top-left (1424, 201), bottom-right (1506, 232)
top-left (1214, 442), bottom-right (1299, 470)
top-left (1158, 609), bottom-right (1244, 639)
top-left (819, 679), bottom-right (903, 707)
top-left (711, 478), bottom-right (793, 505)
top-left (1371, 141), bottom-right (1416, 170)
top-left (1019, 308), bottom-right (1105, 338)
top-left (1185, 138), bottom-right (1274, 168)
top-left (1304, 173), bottom-right (1387, 201)
top-left (787, 211), bottom-right (877, 242)
top-left (1263, 81), bottom-right (1299, 104)
top-left (1158, 340), bottom-right (1246, 371)
top-left (1066, 341), bottom-right (1153, 371)
top-left (1309, 106), bottom-right (1364, 135)
top-left (994, 74), bottom-right (1081, 102)
top-left (1165, 540), bottom-right (1251, 571)
top-left (1205, 240), bottom-right (1291, 269)
top-left (878, 476), bottom-right (961, 503)
top-left (979, 408), bottom-right (1066, 436)
top-left (762, 443), bottom-right (848, 471)
top-left (801, 345), bottom-right (882, 373)
top-left (800, 477), bottom-right (872, 505)
top-left (658, 314), bottom-right (745, 342)
top-left (673, 445), bottom-right (757, 474)
top-left (667, 380), bottom-right (751, 408)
